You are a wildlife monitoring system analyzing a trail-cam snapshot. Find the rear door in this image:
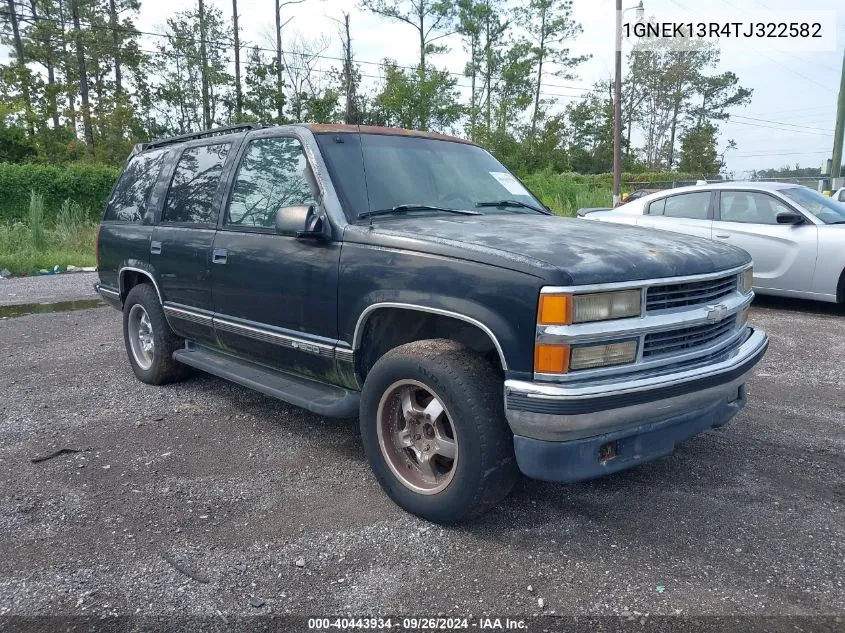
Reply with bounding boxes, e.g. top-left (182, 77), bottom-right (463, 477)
top-left (636, 191), bottom-right (714, 240)
top-left (98, 148), bottom-right (169, 291)
top-left (210, 132), bottom-right (341, 379)
top-left (152, 140), bottom-right (238, 343)
top-left (712, 190), bottom-right (818, 293)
